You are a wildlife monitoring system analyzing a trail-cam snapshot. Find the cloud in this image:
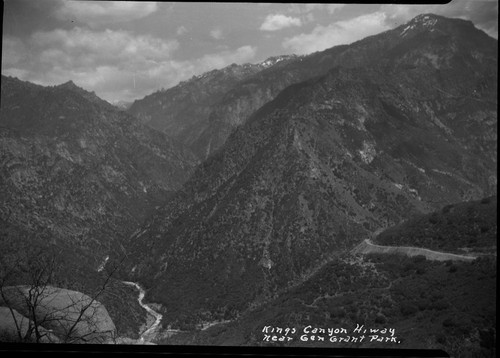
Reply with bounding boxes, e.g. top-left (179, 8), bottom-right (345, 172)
top-left (176, 26), bottom-right (188, 36)
top-left (210, 28), bottom-right (224, 40)
top-left (2, 26), bottom-right (256, 103)
top-left (30, 27), bottom-right (179, 71)
top-left (194, 45), bottom-right (256, 69)
top-left (55, 0), bottom-right (158, 27)
top-left (260, 14), bottom-right (302, 31)
top-left (288, 4), bottom-right (345, 15)
top-left (1, 37), bottom-right (30, 67)
top-left (282, 12), bottom-right (390, 54)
